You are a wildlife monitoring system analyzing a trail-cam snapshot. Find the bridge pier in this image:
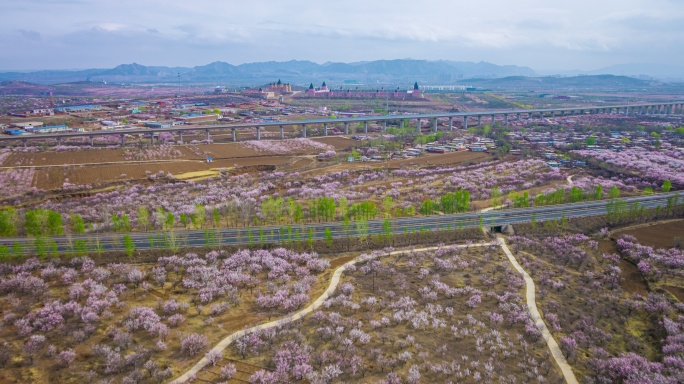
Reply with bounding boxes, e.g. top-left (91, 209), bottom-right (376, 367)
top-left (120, 134), bottom-right (125, 147)
top-left (463, 116), bottom-right (468, 129)
top-left (551, 111), bottom-right (555, 118)
top-left (90, 136), bottom-right (94, 146)
top-left (432, 118), bottom-right (438, 132)
top-left (324, 123), bottom-right (328, 136)
top-left (517, 113), bottom-right (521, 120)
top-left (503, 114), bottom-right (508, 125)
top-left (477, 116), bottom-right (482, 126)
top-left (232, 128), bottom-right (237, 142)
top-left (491, 115), bottom-right (495, 125)
top-left (178, 131), bottom-right (183, 143)
top-left (382, 120), bottom-right (387, 132)
top-left (57, 137), bottom-right (62, 146)
top-left (344, 122), bottom-right (349, 135)
top-left (280, 125), bottom-right (284, 140)
top-left (364, 121), bottom-right (368, 134)
top-left (205, 129), bottom-right (210, 142)
top-left (448, 116), bottom-right (453, 131)
top-left (256, 127), bottom-right (261, 140)
top-left (22, 138), bottom-right (27, 148)
top-left (301, 124), bottom-right (307, 138)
